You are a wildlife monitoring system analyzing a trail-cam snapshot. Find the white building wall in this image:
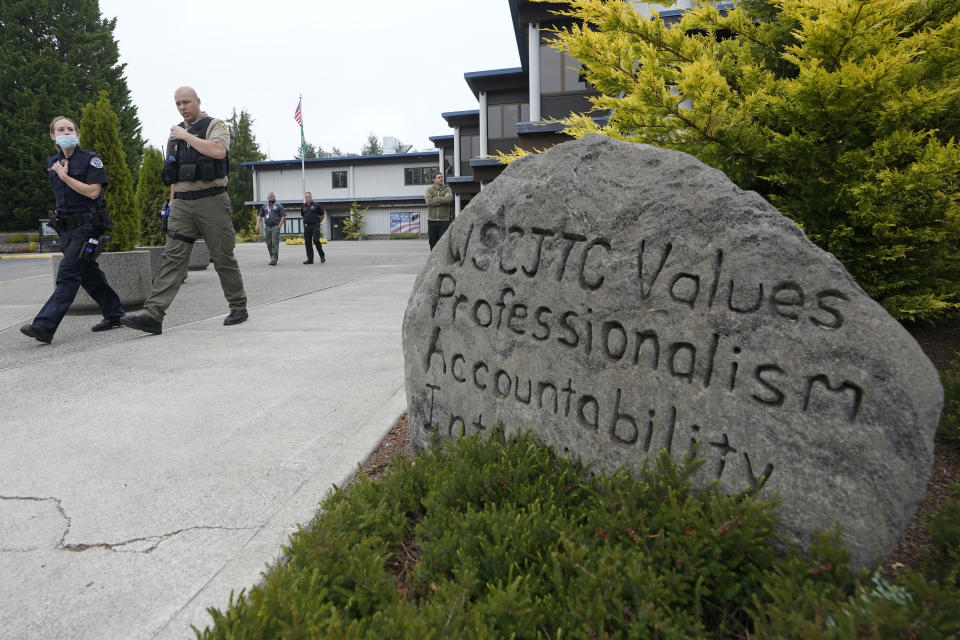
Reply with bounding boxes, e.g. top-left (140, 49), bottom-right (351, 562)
top-left (358, 205), bottom-right (430, 236)
top-left (632, 0), bottom-right (694, 17)
top-left (249, 154), bottom-right (438, 238)
top-left (253, 159), bottom-right (439, 203)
